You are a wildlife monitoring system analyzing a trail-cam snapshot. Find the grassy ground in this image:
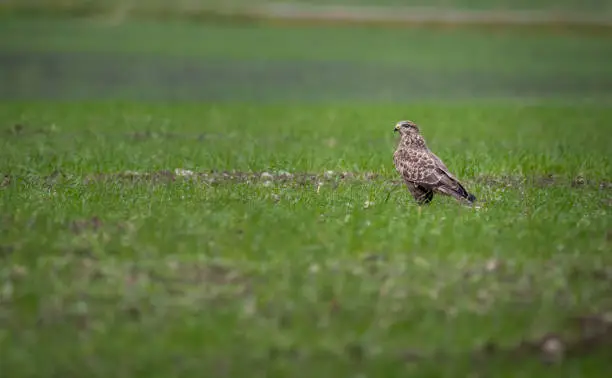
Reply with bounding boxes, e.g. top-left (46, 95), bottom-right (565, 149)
top-left (2, 102), bottom-right (612, 376)
top-left (1, 15), bottom-right (612, 377)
